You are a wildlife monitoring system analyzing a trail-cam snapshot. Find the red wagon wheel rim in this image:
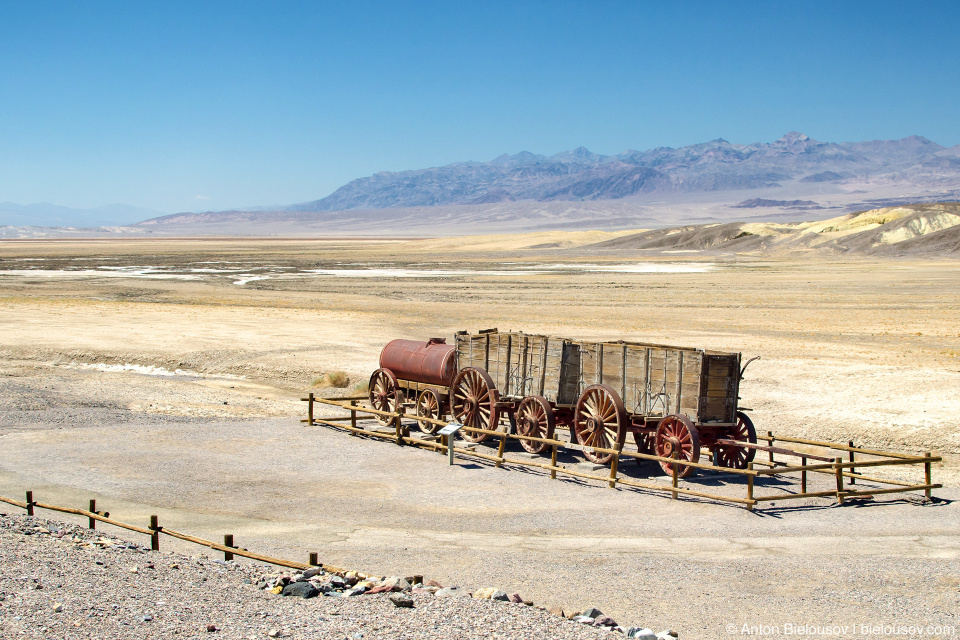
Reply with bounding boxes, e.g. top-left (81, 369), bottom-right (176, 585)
top-left (415, 389), bottom-right (443, 434)
top-left (655, 414), bottom-right (701, 477)
top-left (368, 368), bottom-right (400, 426)
top-left (516, 395), bottom-right (555, 454)
top-left (573, 384), bottom-right (627, 465)
top-left (450, 367), bottom-right (500, 443)
top-left (715, 411), bottom-right (757, 469)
